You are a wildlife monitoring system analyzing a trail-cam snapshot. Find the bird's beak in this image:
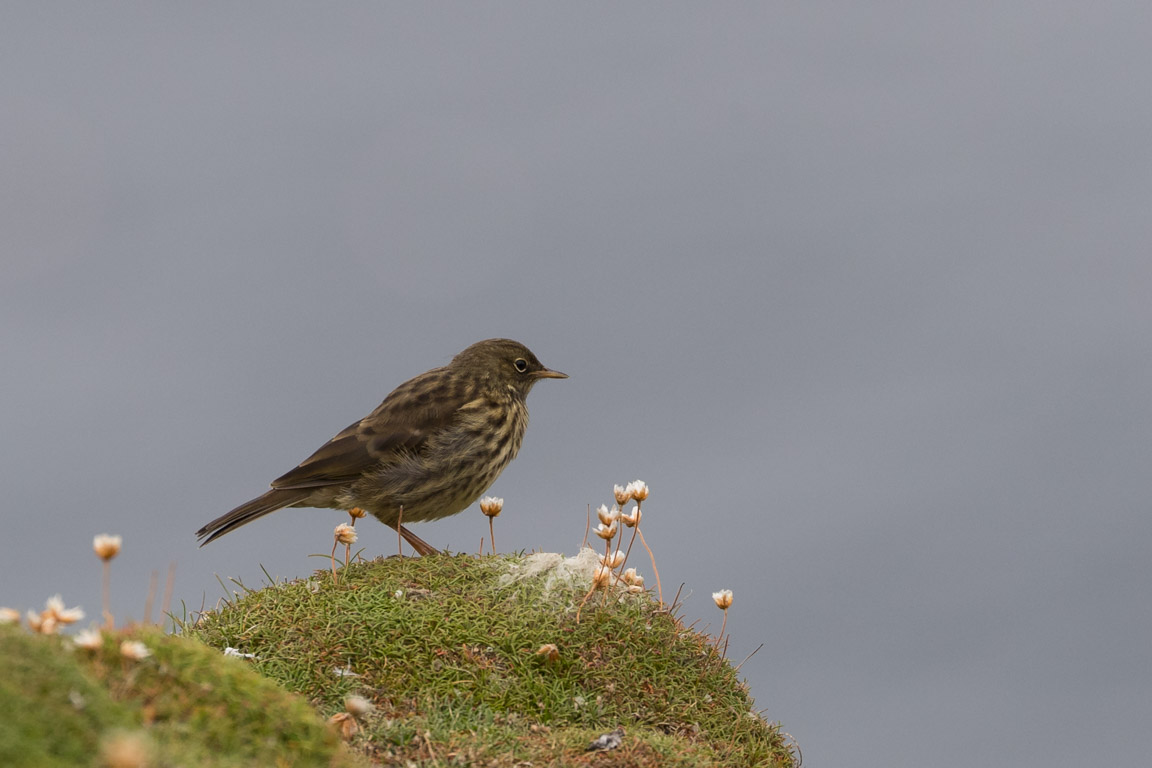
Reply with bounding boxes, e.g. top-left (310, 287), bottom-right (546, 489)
top-left (532, 368), bottom-right (568, 379)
